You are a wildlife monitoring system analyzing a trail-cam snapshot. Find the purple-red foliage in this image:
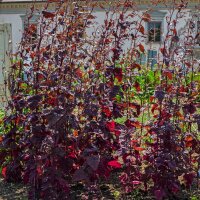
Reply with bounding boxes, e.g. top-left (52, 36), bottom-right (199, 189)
top-left (0, 0), bottom-right (199, 199)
